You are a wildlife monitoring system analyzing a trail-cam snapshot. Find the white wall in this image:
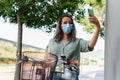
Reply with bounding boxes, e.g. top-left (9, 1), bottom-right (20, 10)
top-left (105, 0), bottom-right (120, 80)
